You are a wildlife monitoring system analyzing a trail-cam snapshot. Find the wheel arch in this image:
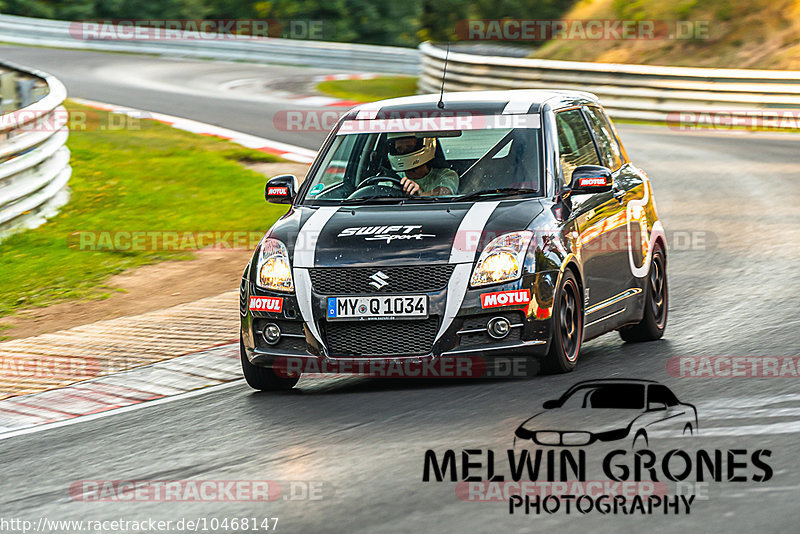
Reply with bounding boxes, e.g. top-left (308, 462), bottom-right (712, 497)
top-left (562, 260), bottom-right (584, 306)
top-left (653, 234), bottom-right (667, 263)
